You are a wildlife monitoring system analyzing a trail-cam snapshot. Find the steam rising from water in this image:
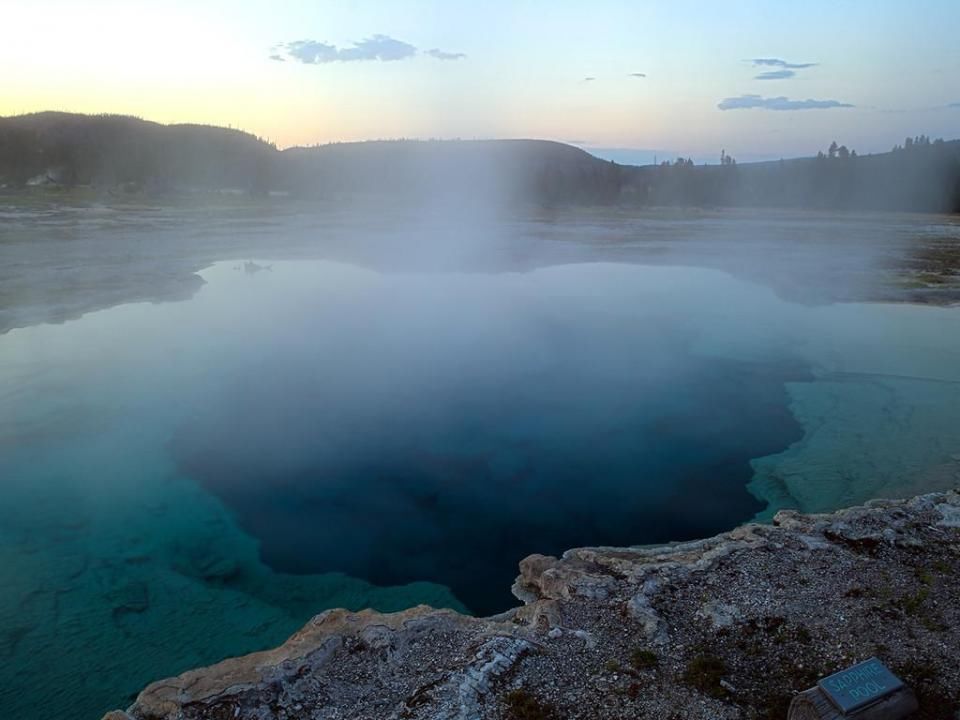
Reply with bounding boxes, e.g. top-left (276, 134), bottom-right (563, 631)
top-left (3, 211), bottom-right (960, 720)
